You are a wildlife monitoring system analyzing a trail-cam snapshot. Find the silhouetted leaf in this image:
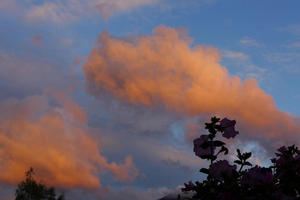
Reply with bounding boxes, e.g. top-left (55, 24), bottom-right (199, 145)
top-left (234, 160), bottom-right (242, 165)
top-left (200, 168), bottom-right (209, 174)
top-left (244, 152), bottom-right (252, 160)
top-left (213, 140), bottom-right (225, 147)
